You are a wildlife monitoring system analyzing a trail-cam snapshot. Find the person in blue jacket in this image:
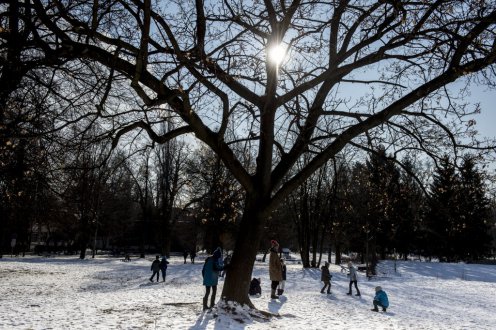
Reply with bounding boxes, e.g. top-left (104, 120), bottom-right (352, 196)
top-left (202, 247), bottom-right (223, 310)
top-left (371, 286), bottom-right (389, 312)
